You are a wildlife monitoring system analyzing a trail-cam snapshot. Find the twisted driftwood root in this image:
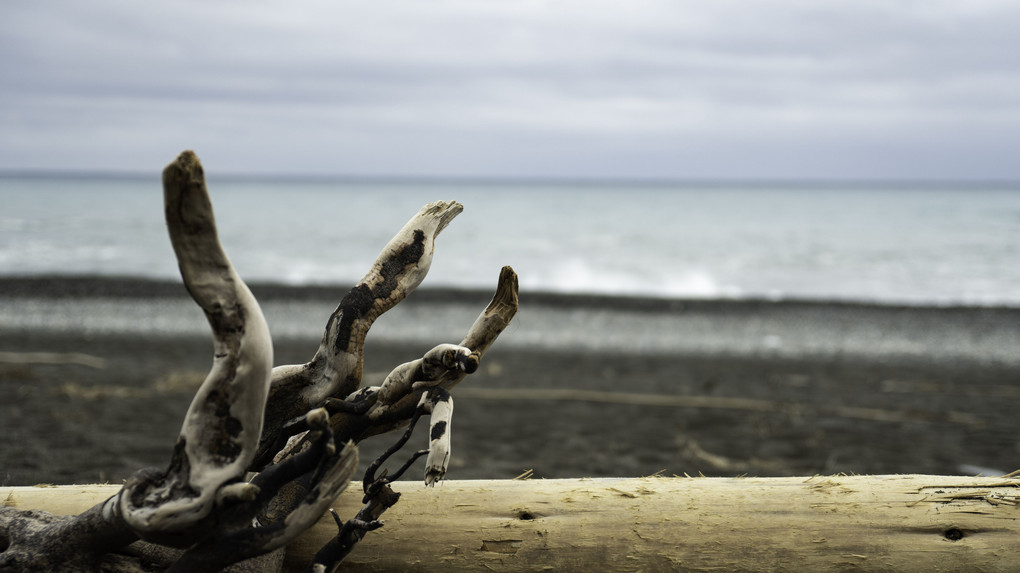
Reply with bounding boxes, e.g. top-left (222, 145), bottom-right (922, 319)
top-left (0, 151), bottom-right (518, 572)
